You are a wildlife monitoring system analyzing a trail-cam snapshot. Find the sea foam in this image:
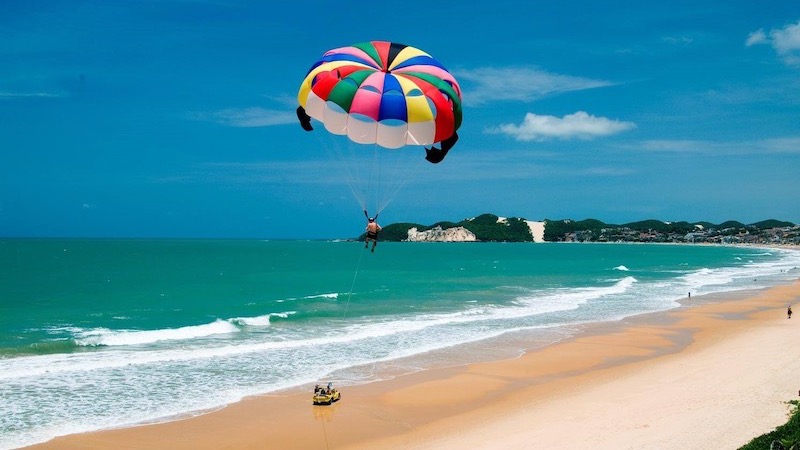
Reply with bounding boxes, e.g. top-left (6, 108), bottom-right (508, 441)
top-left (231, 311), bottom-right (296, 326)
top-left (70, 312), bottom-right (289, 349)
top-left (74, 319), bottom-right (239, 347)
